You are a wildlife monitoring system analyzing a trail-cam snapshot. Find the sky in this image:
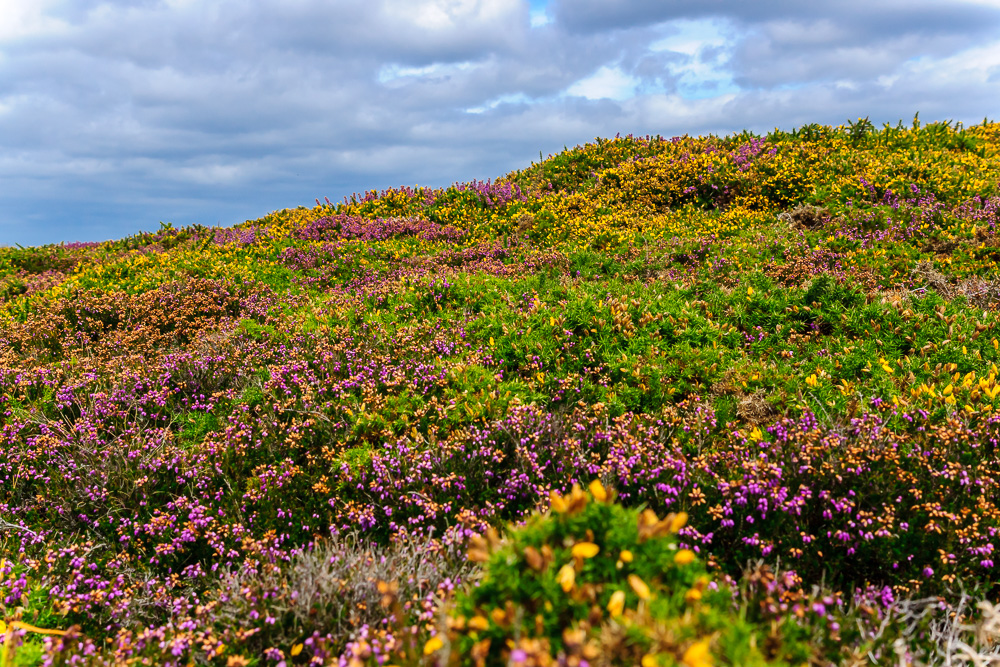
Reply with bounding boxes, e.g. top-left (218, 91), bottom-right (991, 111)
top-left (1, 0), bottom-right (999, 247)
